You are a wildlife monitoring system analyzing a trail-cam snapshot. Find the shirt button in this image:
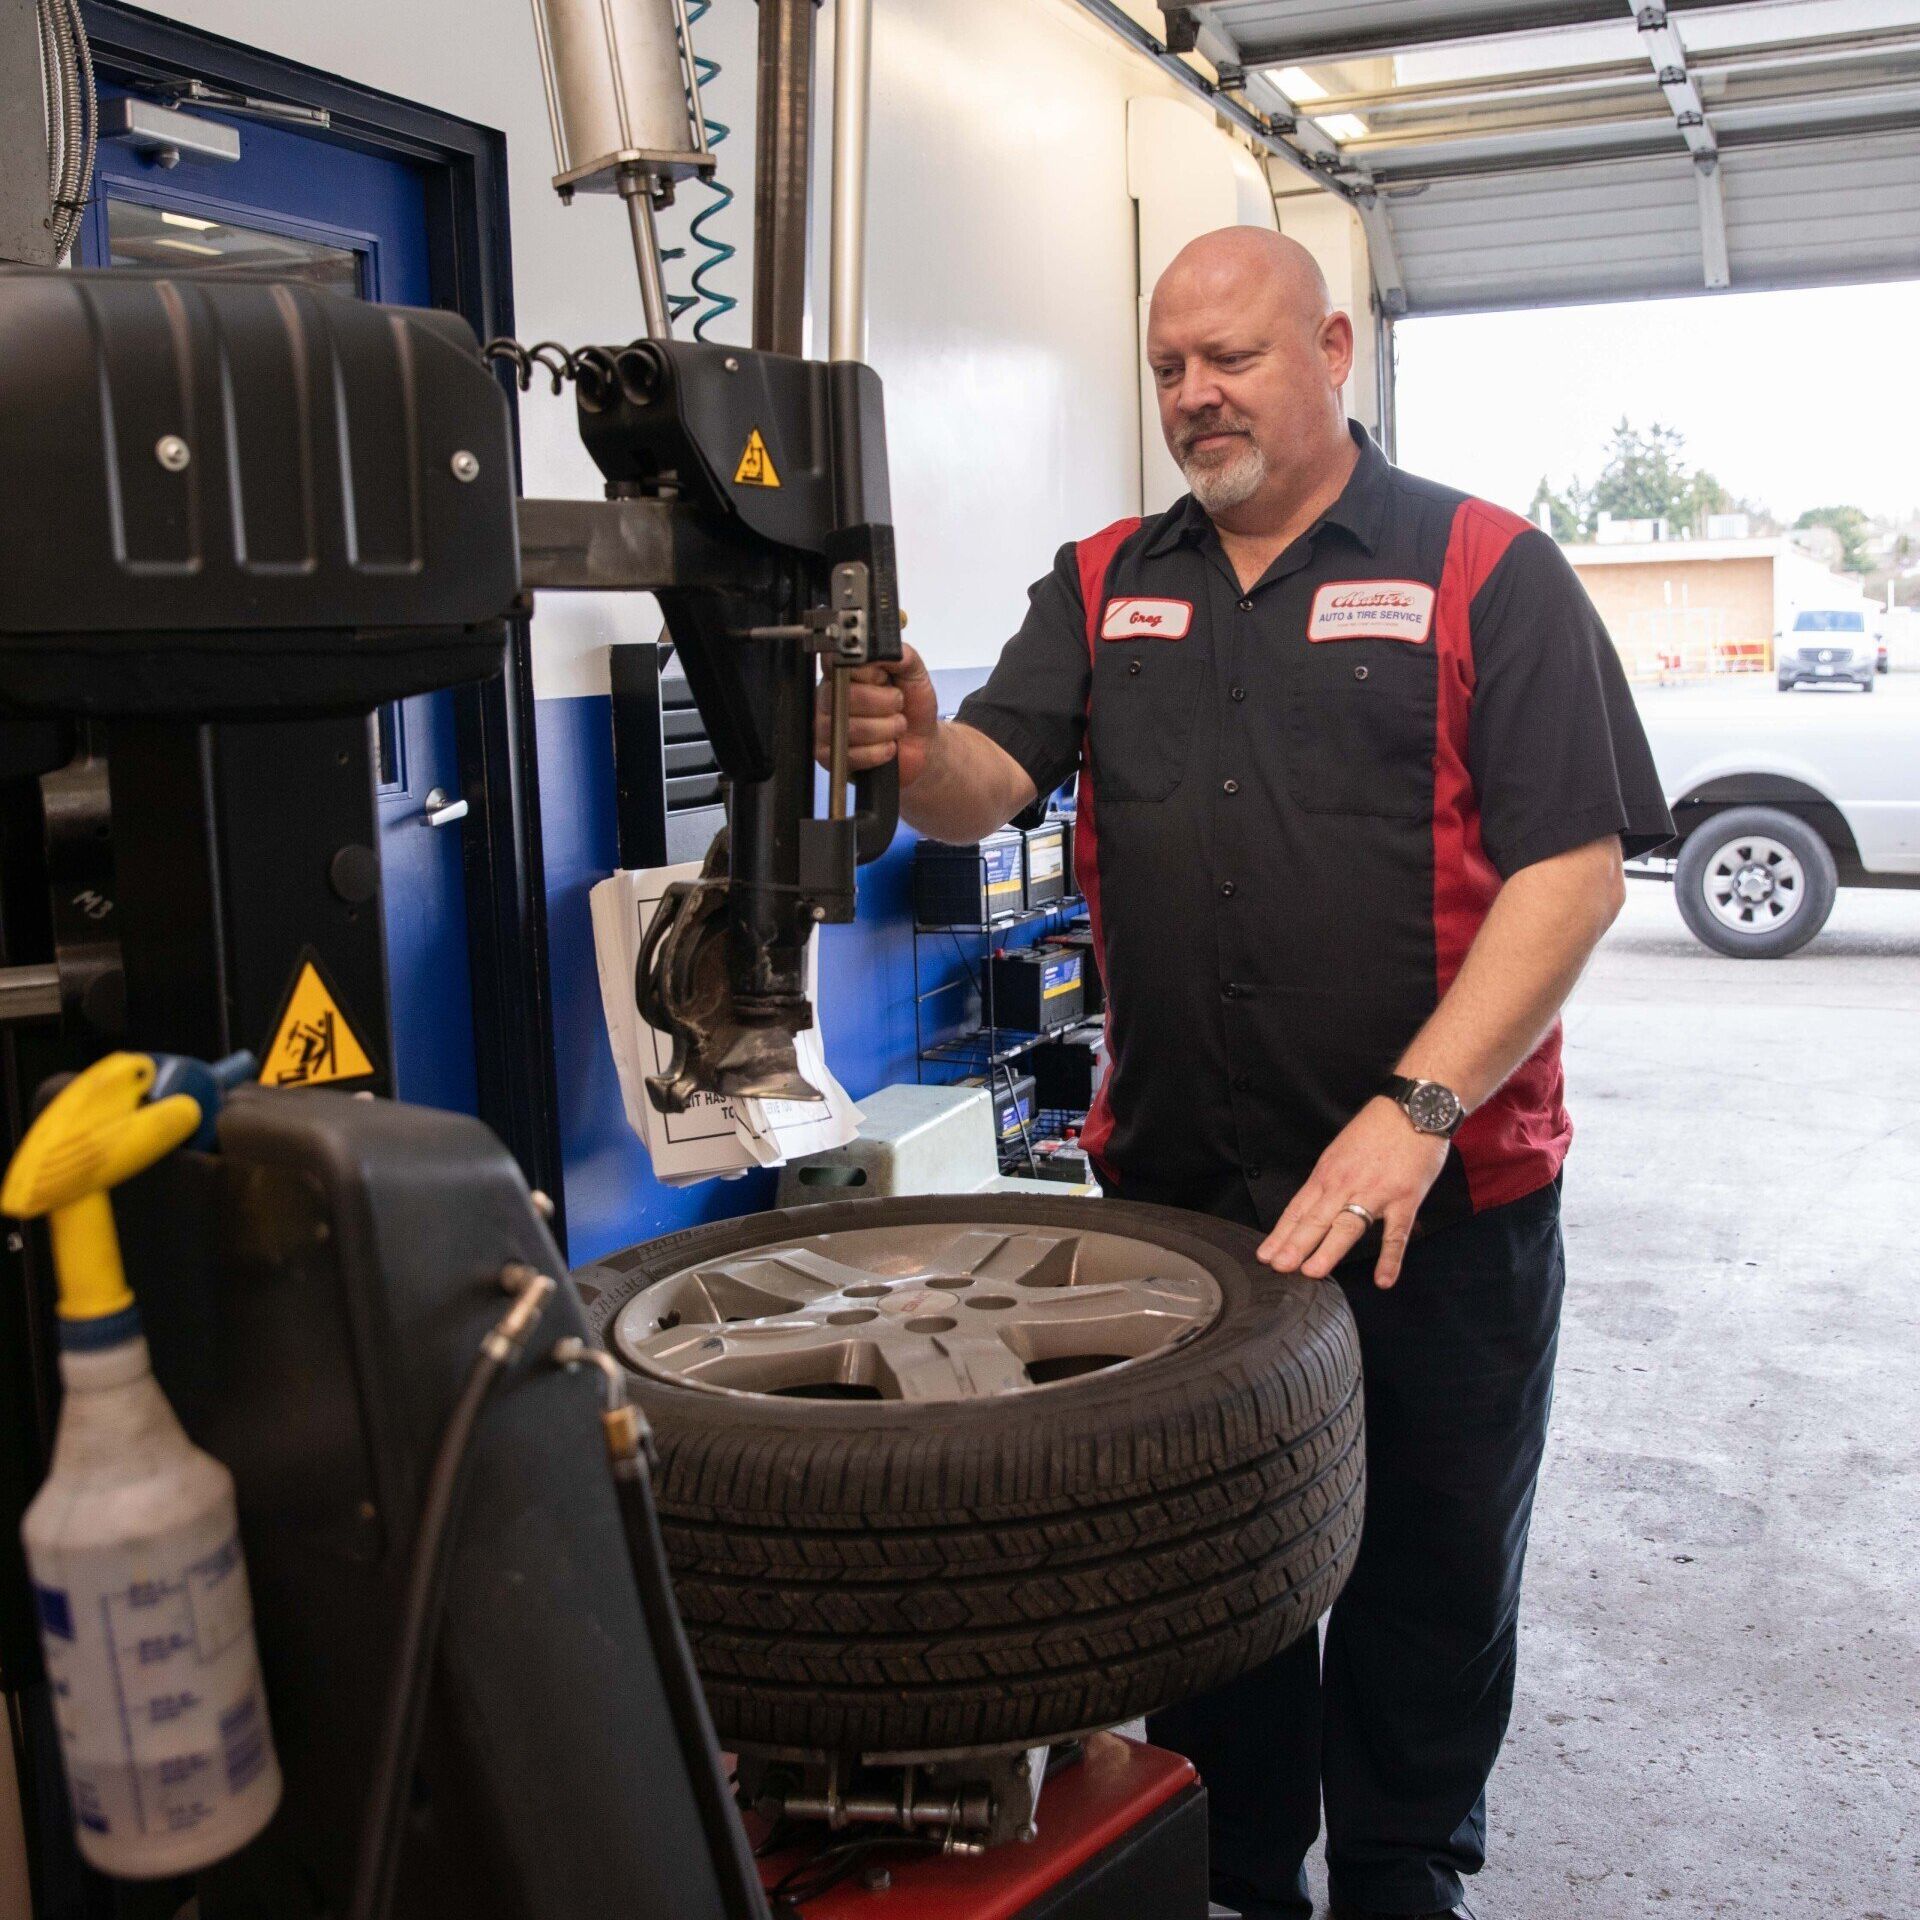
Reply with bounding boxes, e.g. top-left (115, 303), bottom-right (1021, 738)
top-left (1353, 664), bottom-right (1370, 682)
top-left (1128, 659), bottom-right (1142, 676)
top-left (1222, 778), bottom-right (1239, 795)
top-left (1238, 598), bottom-right (1255, 613)
top-left (1220, 881), bottom-right (1237, 899)
top-left (1222, 982), bottom-right (1239, 1000)
top-left (1246, 1165), bottom-right (1263, 1181)
top-left (1231, 686), bottom-right (1247, 702)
